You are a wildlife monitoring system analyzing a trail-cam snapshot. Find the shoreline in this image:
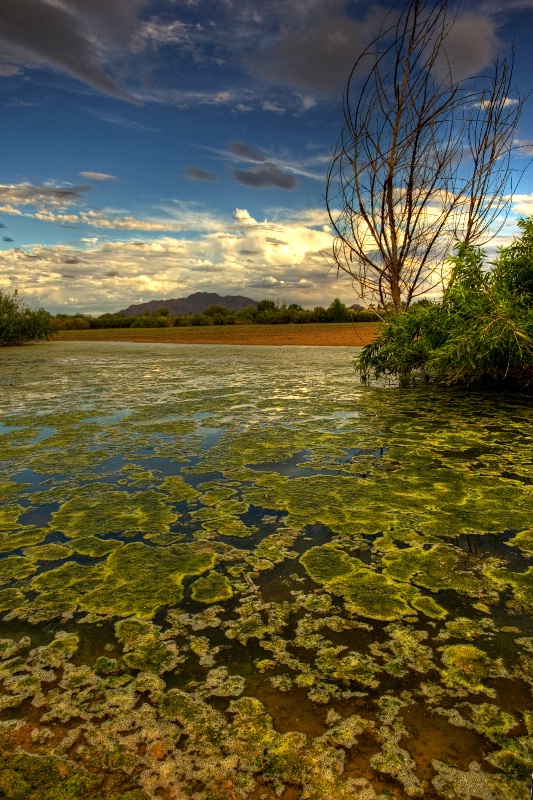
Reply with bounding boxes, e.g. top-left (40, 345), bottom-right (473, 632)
top-left (56, 321), bottom-right (379, 347)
